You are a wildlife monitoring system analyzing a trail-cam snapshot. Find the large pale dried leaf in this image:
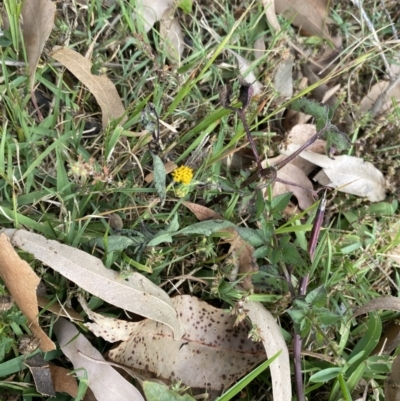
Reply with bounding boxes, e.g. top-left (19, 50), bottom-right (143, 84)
top-left (159, 7), bottom-right (184, 62)
top-left (227, 49), bottom-right (264, 95)
top-left (359, 80), bottom-right (400, 115)
top-left (21, 0), bottom-right (56, 86)
top-left (353, 297), bottom-right (400, 318)
top-left (244, 301), bottom-right (291, 401)
top-left (136, 0), bottom-right (174, 32)
top-left (260, 0), bottom-right (281, 32)
top-left (275, 0), bottom-right (331, 39)
top-left (0, 234), bottom-right (55, 352)
top-left (51, 46), bottom-right (126, 128)
top-left (53, 318), bottom-right (145, 401)
top-left (4, 229), bottom-right (184, 340)
top-left (385, 354), bottom-right (400, 401)
top-left (273, 54), bottom-right (294, 98)
top-left (108, 295), bottom-right (266, 390)
top-left (282, 145), bottom-right (386, 202)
